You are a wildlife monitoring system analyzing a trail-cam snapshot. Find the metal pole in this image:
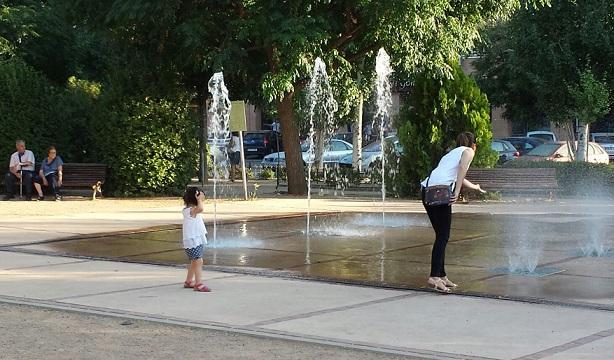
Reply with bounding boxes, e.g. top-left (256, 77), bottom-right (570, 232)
top-left (201, 97), bottom-right (209, 186)
top-left (275, 130), bottom-right (280, 193)
top-left (239, 130), bottom-right (248, 200)
top-left (19, 169), bottom-right (23, 198)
